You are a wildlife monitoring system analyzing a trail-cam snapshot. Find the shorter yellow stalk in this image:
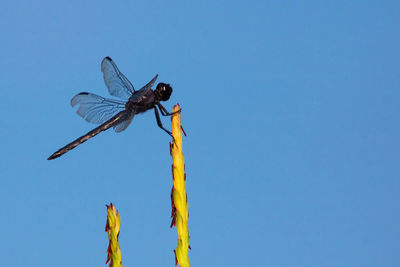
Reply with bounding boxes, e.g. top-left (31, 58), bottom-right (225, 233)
top-left (170, 104), bottom-right (190, 267)
top-left (105, 203), bottom-right (123, 267)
